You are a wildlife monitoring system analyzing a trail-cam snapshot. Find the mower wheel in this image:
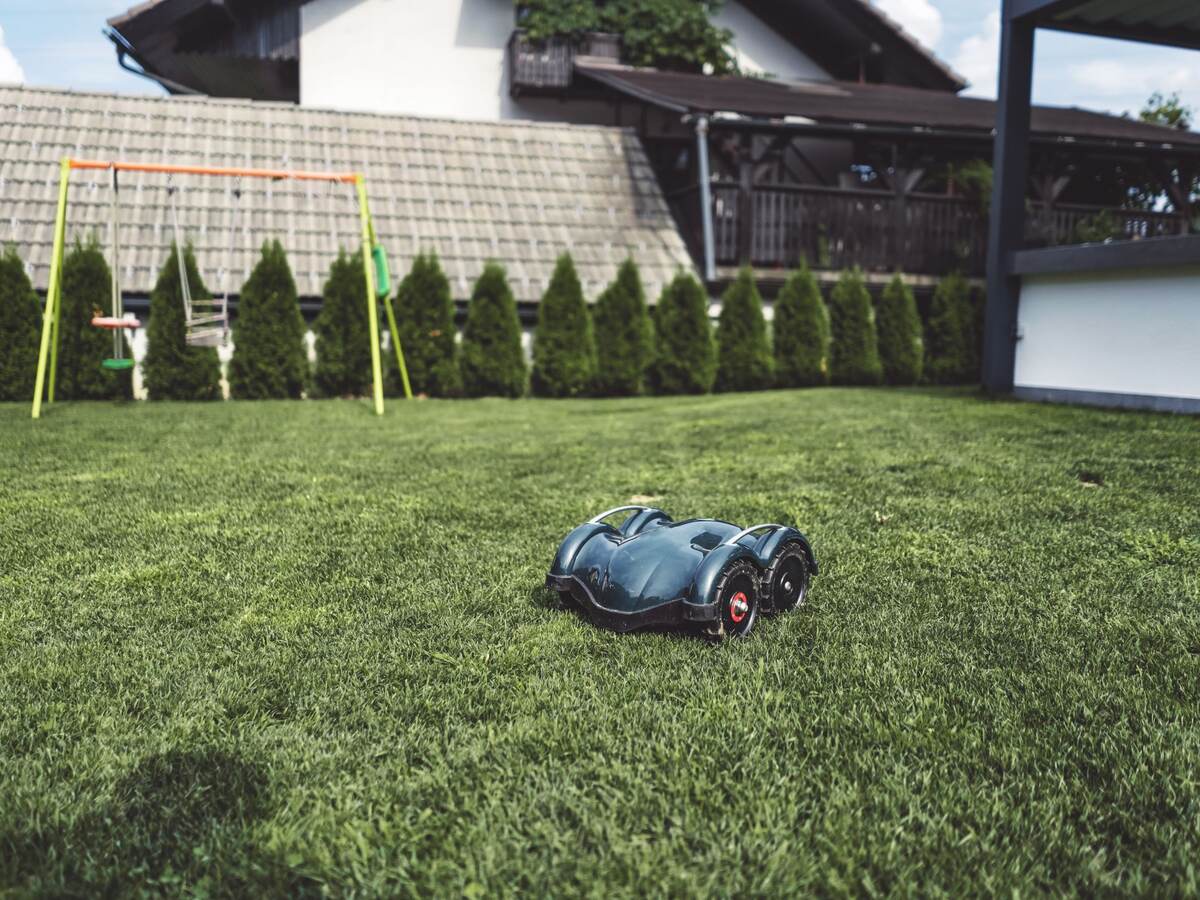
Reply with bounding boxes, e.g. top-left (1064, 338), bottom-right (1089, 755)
top-left (709, 559), bottom-right (760, 639)
top-left (763, 542), bottom-right (810, 614)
